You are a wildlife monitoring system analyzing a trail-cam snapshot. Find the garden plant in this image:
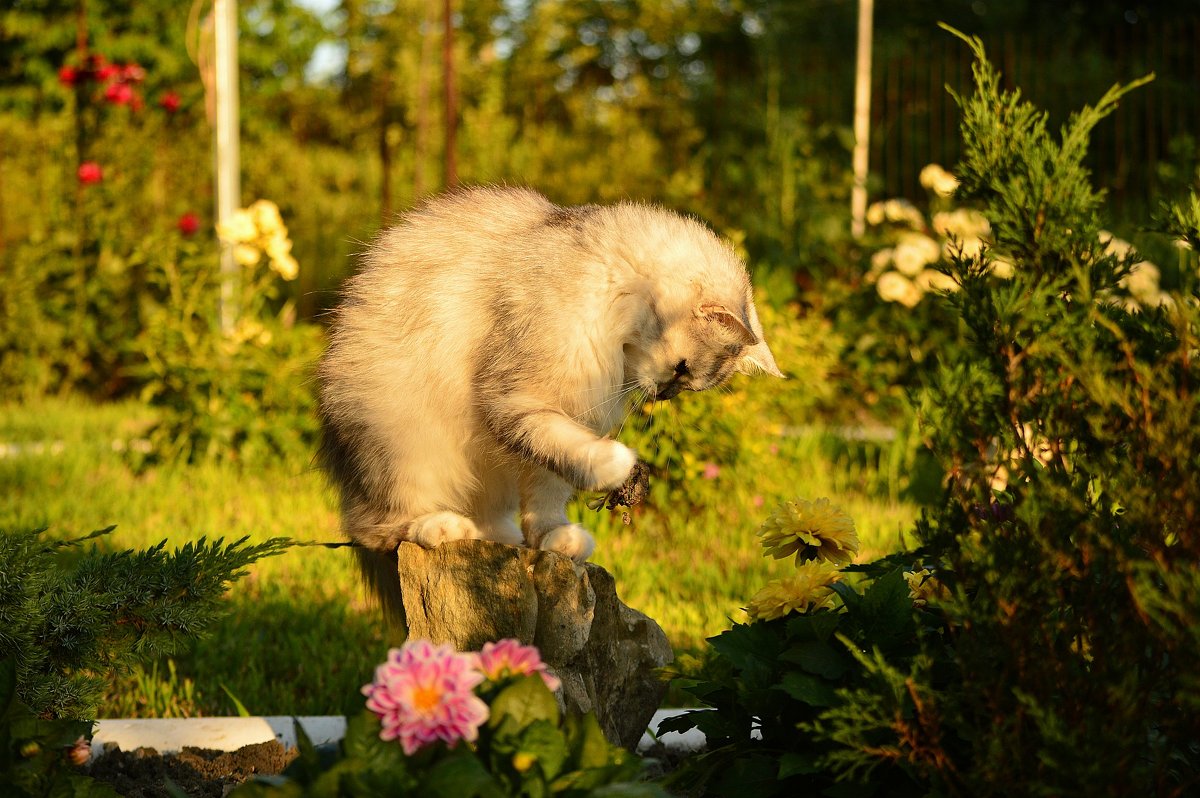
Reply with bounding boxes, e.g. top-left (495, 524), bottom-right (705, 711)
top-left (1, 4), bottom-right (1199, 797)
top-left (662, 28), bottom-right (1200, 796)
